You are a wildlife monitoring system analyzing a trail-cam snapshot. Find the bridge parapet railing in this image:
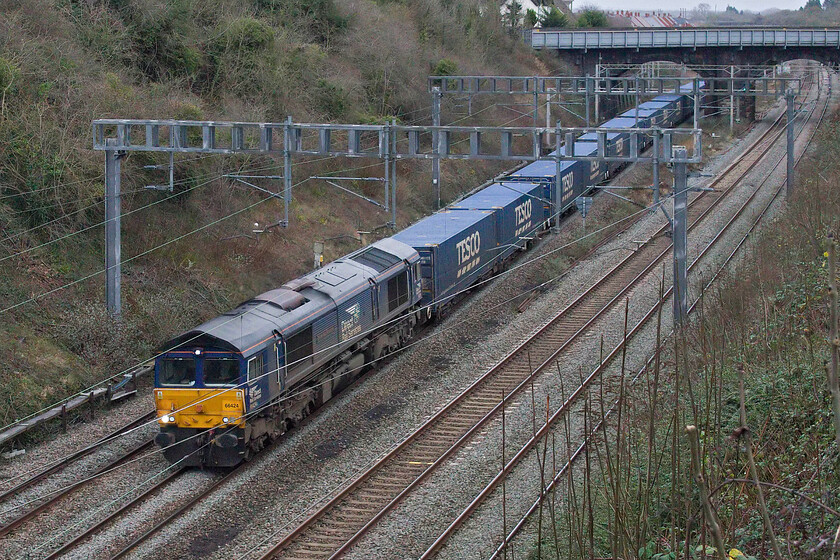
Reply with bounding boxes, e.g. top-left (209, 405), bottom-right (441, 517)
top-left (530, 27), bottom-right (840, 50)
